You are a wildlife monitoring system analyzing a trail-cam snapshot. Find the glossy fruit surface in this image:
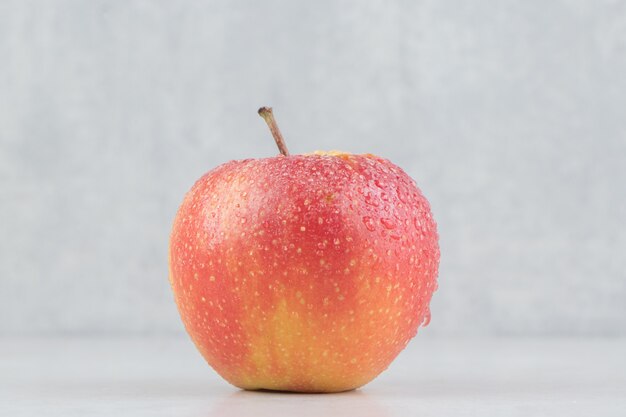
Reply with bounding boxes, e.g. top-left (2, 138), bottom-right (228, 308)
top-left (169, 152), bottom-right (439, 392)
